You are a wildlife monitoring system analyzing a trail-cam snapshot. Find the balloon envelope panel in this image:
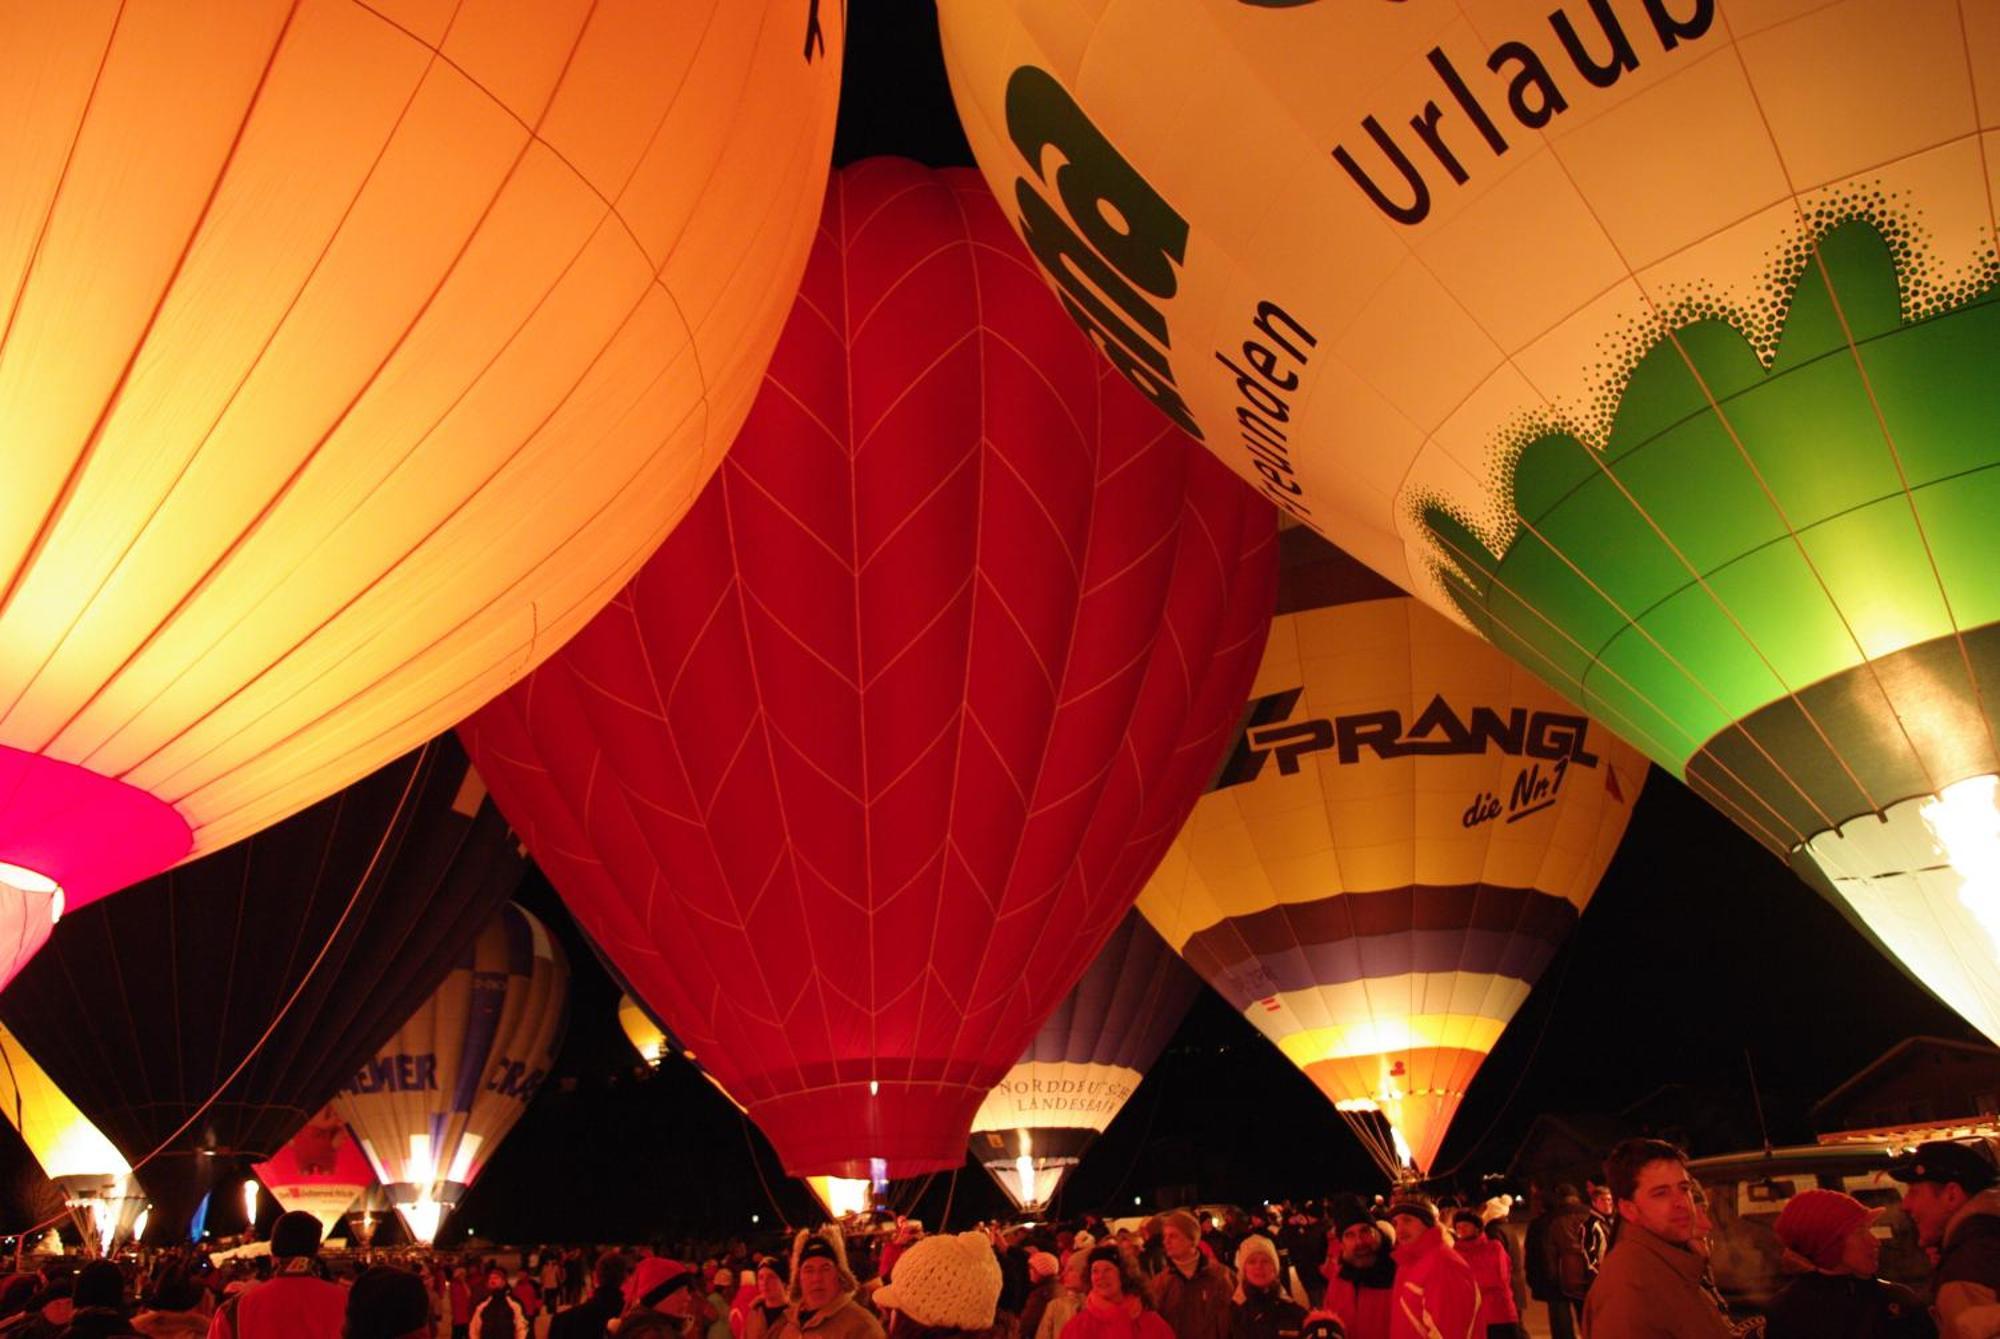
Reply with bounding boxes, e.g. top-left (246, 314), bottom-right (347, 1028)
top-left (940, 0), bottom-right (2000, 1040)
top-left (463, 158), bottom-right (1278, 1180)
top-left (0, 0), bottom-right (841, 981)
top-left (1138, 530), bottom-right (1646, 1172)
